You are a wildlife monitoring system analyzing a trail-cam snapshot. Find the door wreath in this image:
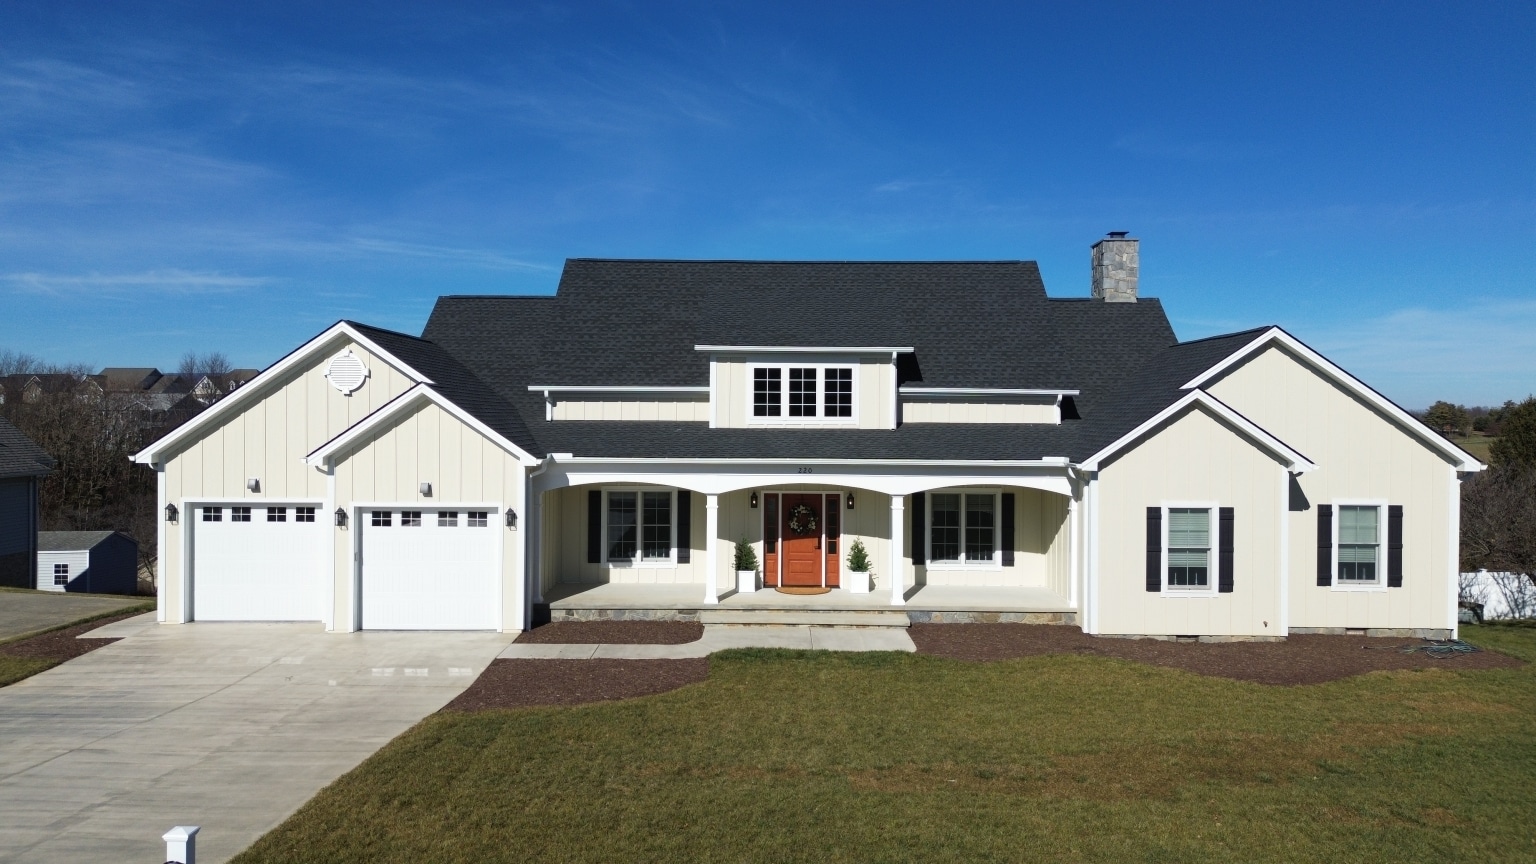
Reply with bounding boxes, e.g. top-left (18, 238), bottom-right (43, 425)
top-left (787, 503), bottom-right (818, 535)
